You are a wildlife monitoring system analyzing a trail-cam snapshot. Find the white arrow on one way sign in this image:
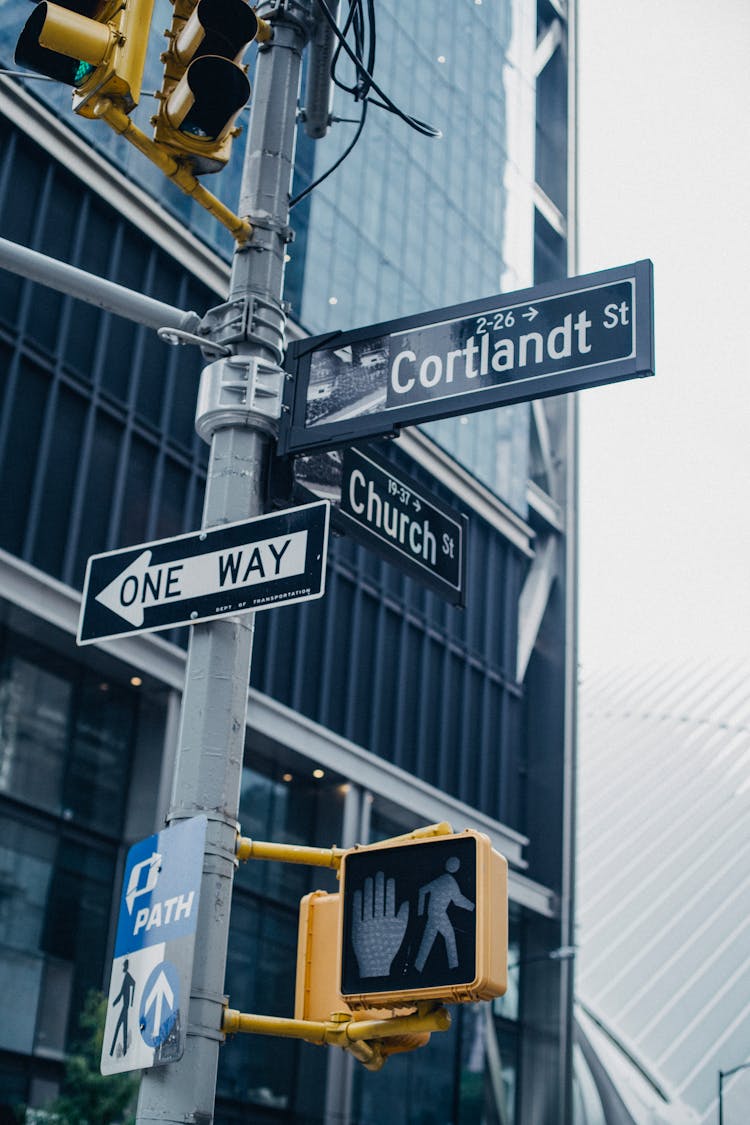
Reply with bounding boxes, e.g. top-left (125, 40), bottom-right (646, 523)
top-left (96, 530), bottom-right (308, 627)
